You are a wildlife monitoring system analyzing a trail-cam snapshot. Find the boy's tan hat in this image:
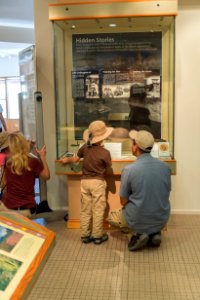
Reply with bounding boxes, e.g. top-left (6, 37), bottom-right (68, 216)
top-left (83, 120), bottom-right (113, 144)
top-left (0, 132), bottom-right (9, 151)
top-left (129, 130), bottom-right (154, 152)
